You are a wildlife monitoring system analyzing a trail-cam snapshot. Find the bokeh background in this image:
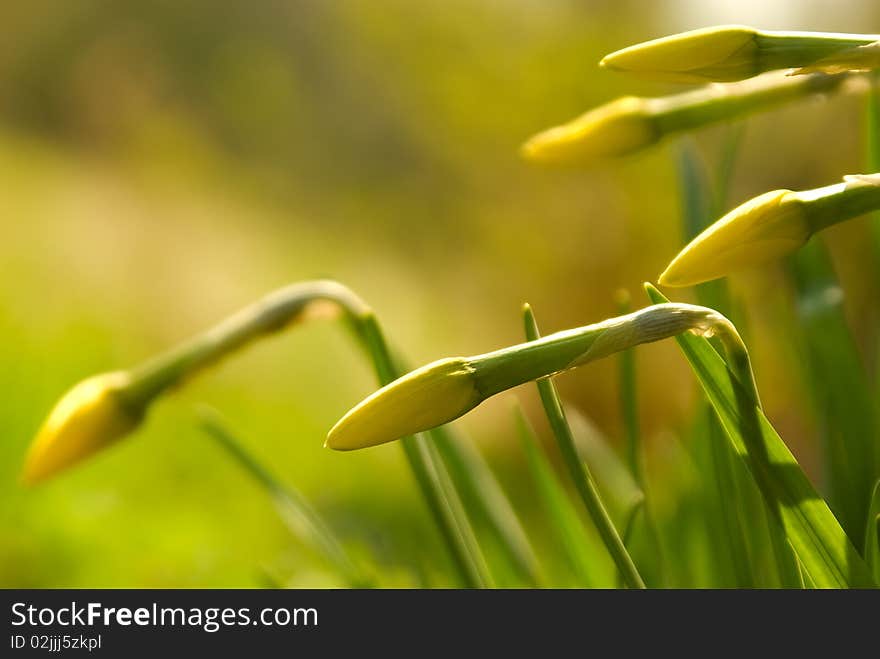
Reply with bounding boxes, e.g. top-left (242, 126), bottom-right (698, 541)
top-left (3, 0), bottom-right (879, 587)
